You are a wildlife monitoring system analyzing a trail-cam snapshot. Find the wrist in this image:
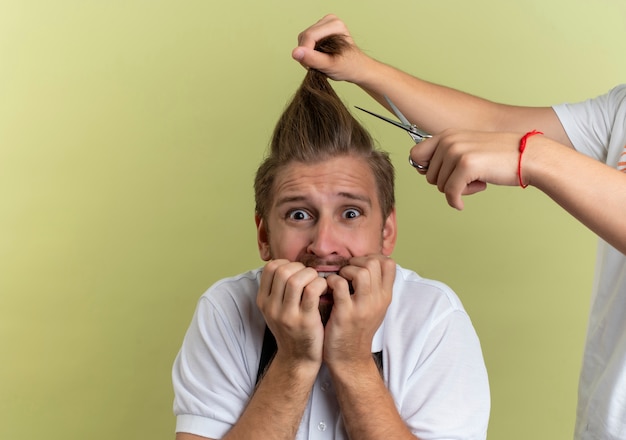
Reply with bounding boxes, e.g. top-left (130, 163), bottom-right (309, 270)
top-left (517, 130), bottom-right (543, 188)
top-left (271, 351), bottom-right (321, 382)
top-left (326, 352), bottom-right (378, 378)
top-left (327, 356), bottom-right (383, 399)
top-left (348, 55), bottom-right (387, 87)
